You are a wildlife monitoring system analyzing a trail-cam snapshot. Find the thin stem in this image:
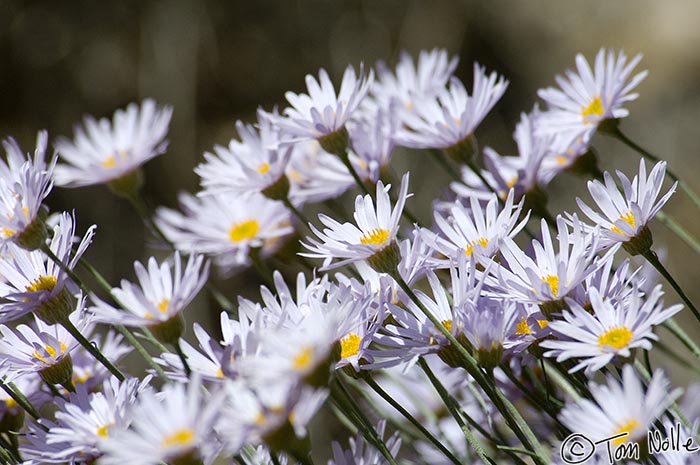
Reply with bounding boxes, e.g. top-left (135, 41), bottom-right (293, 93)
top-left (642, 249), bottom-right (700, 324)
top-left (249, 247), bottom-right (274, 287)
top-left (269, 451), bottom-right (283, 465)
top-left (655, 340), bottom-right (700, 376)
top-left (363, 374), bottom-right (463, 465)
top-left (655, 211), bottom-right (700, 256)
top-left (174, 340), bottom-right (192, 377)
top-left (608, 125), bottom-right (700, 211)
top-left (418, 359), bottom-right (500, 465)
top-left (60, 317), bottom-right (125, 382)
top-left (662, 318), bottom-right (700, 358)
top-left (0, 382), bottom-right (42, 424)
top-left (394, 274), bottom-right (549, 465)
top-left (115, 325), bottom-right (170, 380)
top-left (332, 376), bottom-right (401, 465)
top-left (542, 361), bottom-right (583, 402)
top-left (282, 197), bottom-right (312, 230)
top-left (338, 152), bottom-right (372, 197)
top-left (429, 149), bottom-right (461, 182)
